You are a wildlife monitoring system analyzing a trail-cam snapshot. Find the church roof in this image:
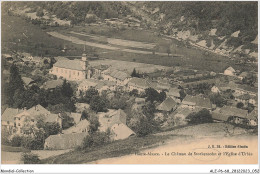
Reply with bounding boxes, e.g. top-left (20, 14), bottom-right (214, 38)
top-left (53, 58), bottom-right (85, 71)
